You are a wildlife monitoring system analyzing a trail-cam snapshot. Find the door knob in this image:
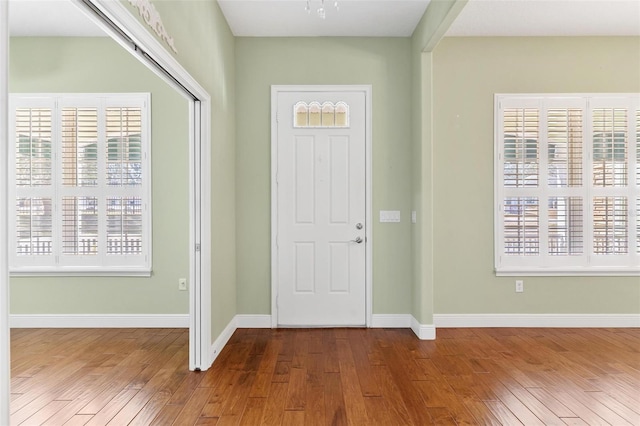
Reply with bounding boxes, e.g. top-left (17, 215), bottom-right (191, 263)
top-left (351, 237), bottom-right (363, 244)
